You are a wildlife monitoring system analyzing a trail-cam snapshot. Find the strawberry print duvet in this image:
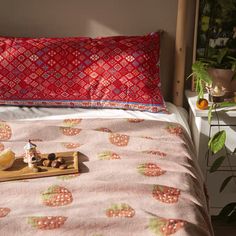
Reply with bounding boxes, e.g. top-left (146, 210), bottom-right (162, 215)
top-left (0, 118), bottom-right (213, 236)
